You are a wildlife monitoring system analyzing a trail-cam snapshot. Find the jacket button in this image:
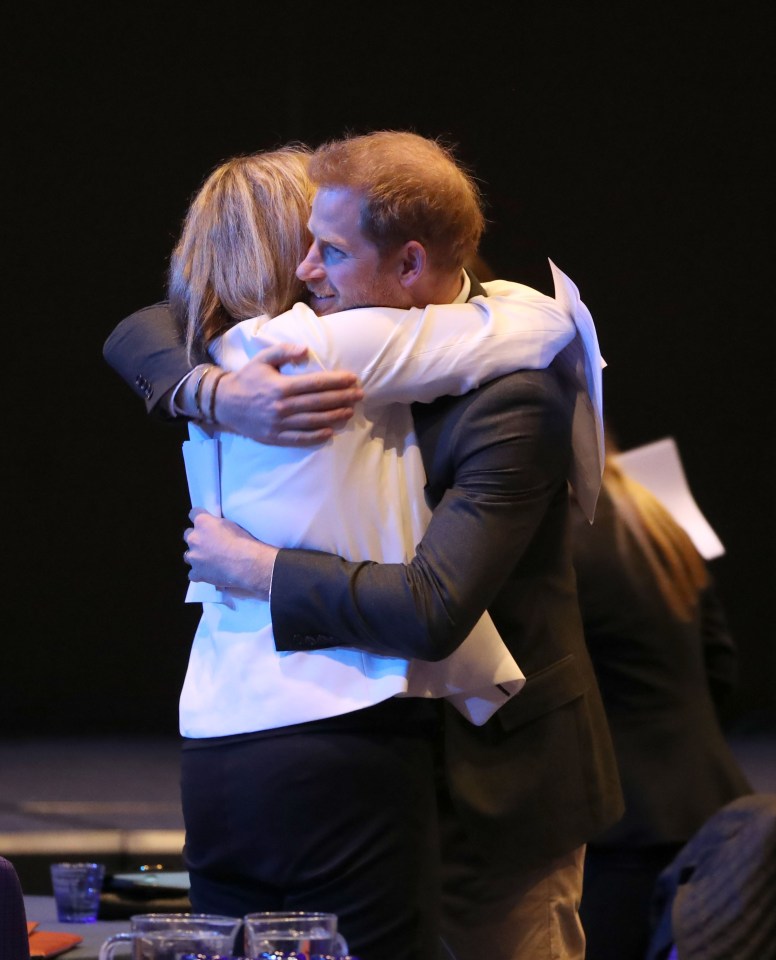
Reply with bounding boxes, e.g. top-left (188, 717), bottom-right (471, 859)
top-left (135, 374), bottom-right (153, 399)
